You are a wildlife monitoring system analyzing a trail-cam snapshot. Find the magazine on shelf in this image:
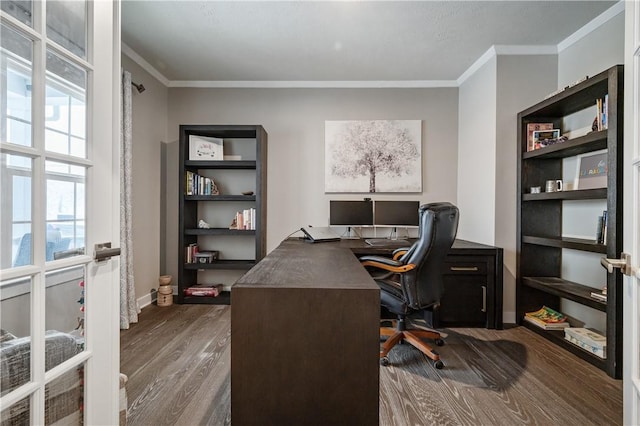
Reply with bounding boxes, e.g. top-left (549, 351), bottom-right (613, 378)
top-left (524, 306), bottom-right (569, 330)
top-left (183, 284), bottom-right (223, 297)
